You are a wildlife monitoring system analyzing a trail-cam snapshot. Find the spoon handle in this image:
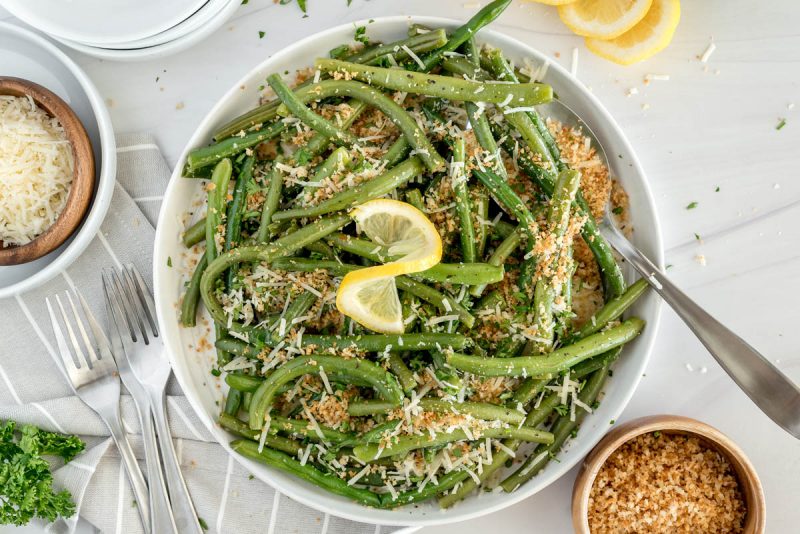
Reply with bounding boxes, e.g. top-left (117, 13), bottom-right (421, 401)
top-left (601, 221), bottom-right (800, 439)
